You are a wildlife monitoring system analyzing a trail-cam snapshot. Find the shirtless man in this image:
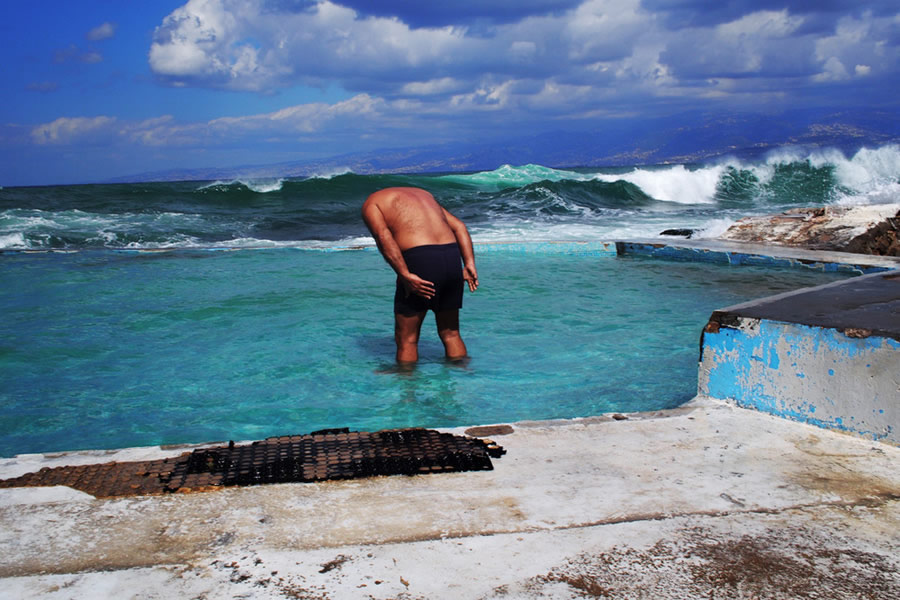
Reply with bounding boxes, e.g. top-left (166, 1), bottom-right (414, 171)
top-left (362, 187), bottom-right (478, 364)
